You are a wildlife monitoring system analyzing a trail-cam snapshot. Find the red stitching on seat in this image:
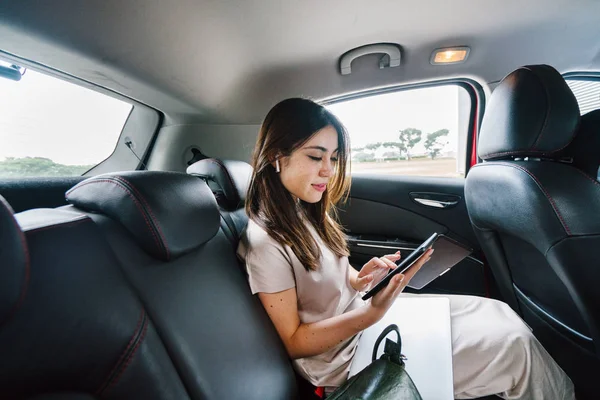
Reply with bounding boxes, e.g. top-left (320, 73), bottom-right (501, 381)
top-left (111, 176), bottom-right (170, 260)
top-left (67, 179), bottom-right (162, 252)
top-left (95, 310), bottom-right (145, 395)
top-left (106, 314), bottom-right (149, 391)
top-left (573, 168), bottom-right (600, 186)
top-left (496, 163), bottom-right (571, 235)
